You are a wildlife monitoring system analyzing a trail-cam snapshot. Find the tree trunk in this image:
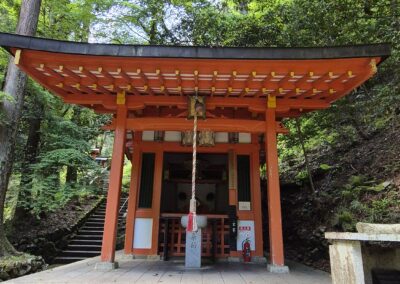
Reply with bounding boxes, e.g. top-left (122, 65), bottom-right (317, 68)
top-left (15, 100), bottom-right (44, 218)
top-left (20, 109), bottom-right (43, 188)
top-left (295, 118), bottom-right (316, 194)
top-left (66, 107), bottom-right (81, 186)
top-left (0, 0), bottom-right (41, 257)
top-left (66, 167), bottom-right (78, 185)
